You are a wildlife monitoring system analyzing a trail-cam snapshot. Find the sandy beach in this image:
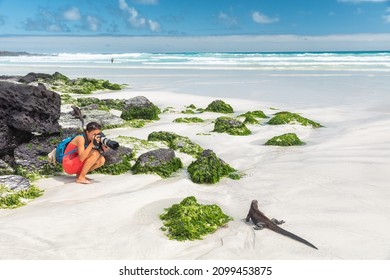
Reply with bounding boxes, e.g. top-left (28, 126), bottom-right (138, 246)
top-left (1, 57), bottom-right (390, 260)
